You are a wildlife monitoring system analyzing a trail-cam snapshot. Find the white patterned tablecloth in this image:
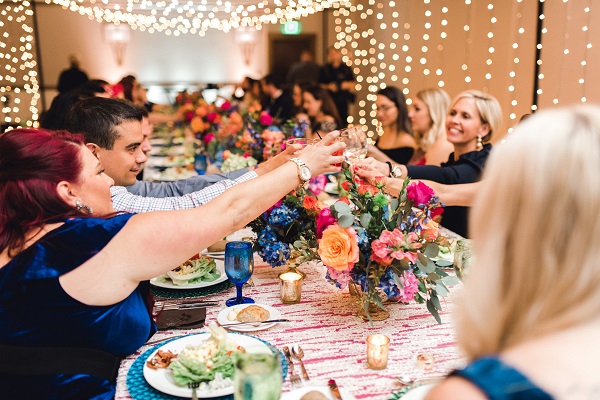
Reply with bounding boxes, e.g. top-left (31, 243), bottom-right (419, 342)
top-left (115, 258), bottom-right (465, 400)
